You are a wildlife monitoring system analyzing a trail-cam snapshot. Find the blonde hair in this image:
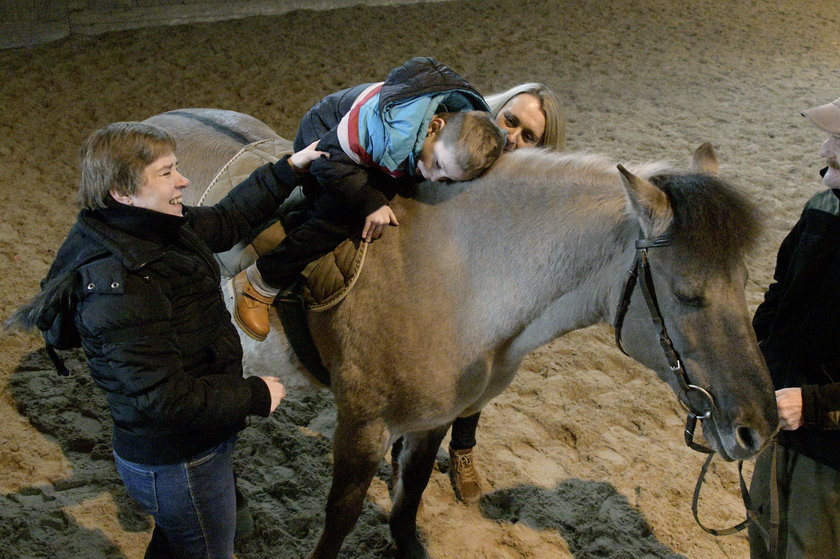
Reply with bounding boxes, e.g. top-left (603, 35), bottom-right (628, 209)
top-left (78, 122), bottom-right (176, 210)
top-left (484, 83), bottom-right (566, 150)
top-left (436, 111), bottom-right (507, 180)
